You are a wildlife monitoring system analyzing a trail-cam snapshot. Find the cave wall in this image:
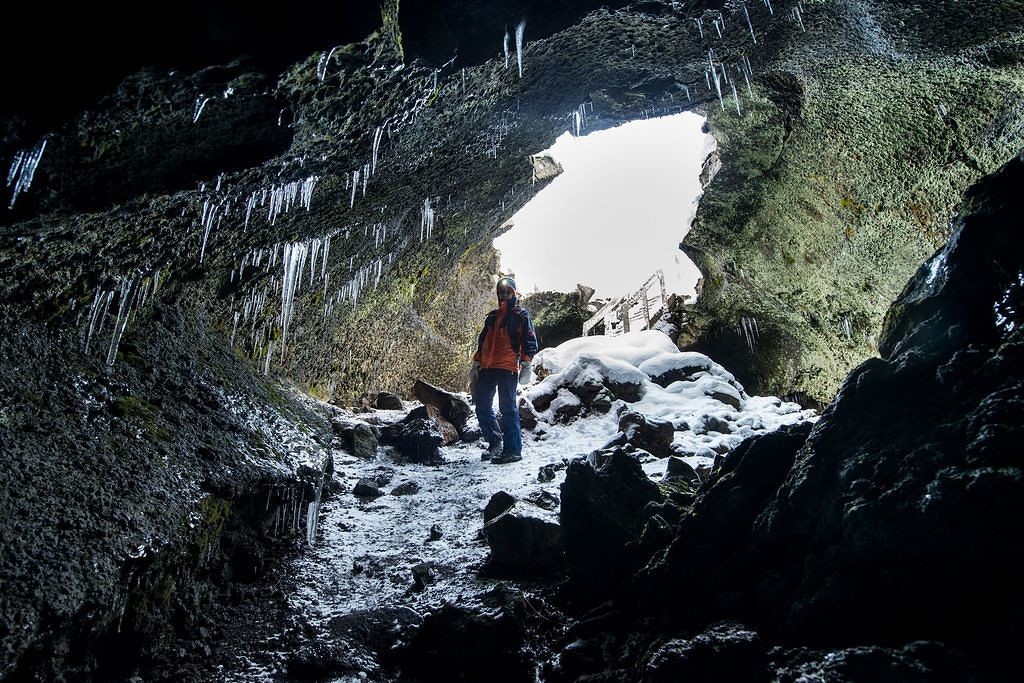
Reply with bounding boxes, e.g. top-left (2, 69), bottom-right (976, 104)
top-left (2, 0), bottom-right (1024, 674)
top-left (681, 1), bottom-right (1024, 403)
